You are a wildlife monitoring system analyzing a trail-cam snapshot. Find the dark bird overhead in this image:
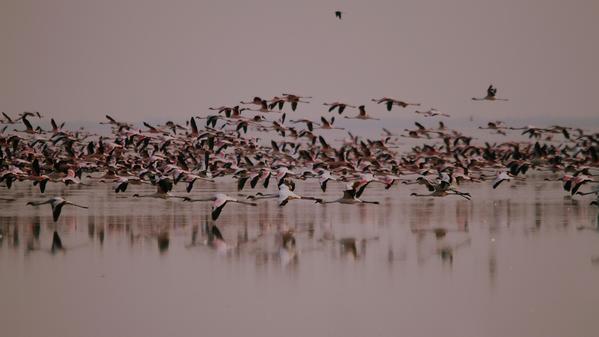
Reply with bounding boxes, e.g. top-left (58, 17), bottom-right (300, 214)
top-left (472, 84), bottom-right (509, 101)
